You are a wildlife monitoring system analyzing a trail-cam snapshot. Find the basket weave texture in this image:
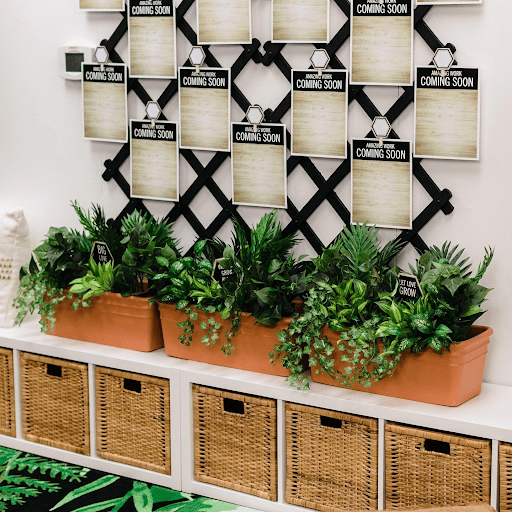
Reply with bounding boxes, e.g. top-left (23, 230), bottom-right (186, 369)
top-left (385, 422), bottom-right (491, 510)
top-left (95, 367), bottom-right (171, 474)
top-left (499, 443), bottom-right (512, 511)
top-left (20, 352), bottom-right (90, 455)
top-left (0, 348), bottom-right (15, 437)
top-left (193, 384), bottom-right (277, 501)
top-left (285, 403), bottom-right (378, 511)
